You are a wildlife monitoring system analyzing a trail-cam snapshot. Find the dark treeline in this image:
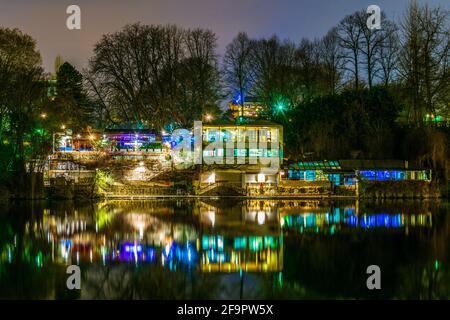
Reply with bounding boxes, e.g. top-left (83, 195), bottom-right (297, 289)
top-left (221, 1), bottom-right (449, 177)
top-left (0, 1), bottom-right (449, 193)
top-left (85, 24), bottom-right (223, 129)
